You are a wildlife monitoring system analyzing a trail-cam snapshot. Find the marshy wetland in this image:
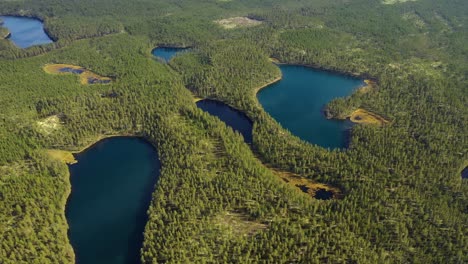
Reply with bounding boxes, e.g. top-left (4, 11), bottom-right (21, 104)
top-left (43, 64), bottom-right (112, 85)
